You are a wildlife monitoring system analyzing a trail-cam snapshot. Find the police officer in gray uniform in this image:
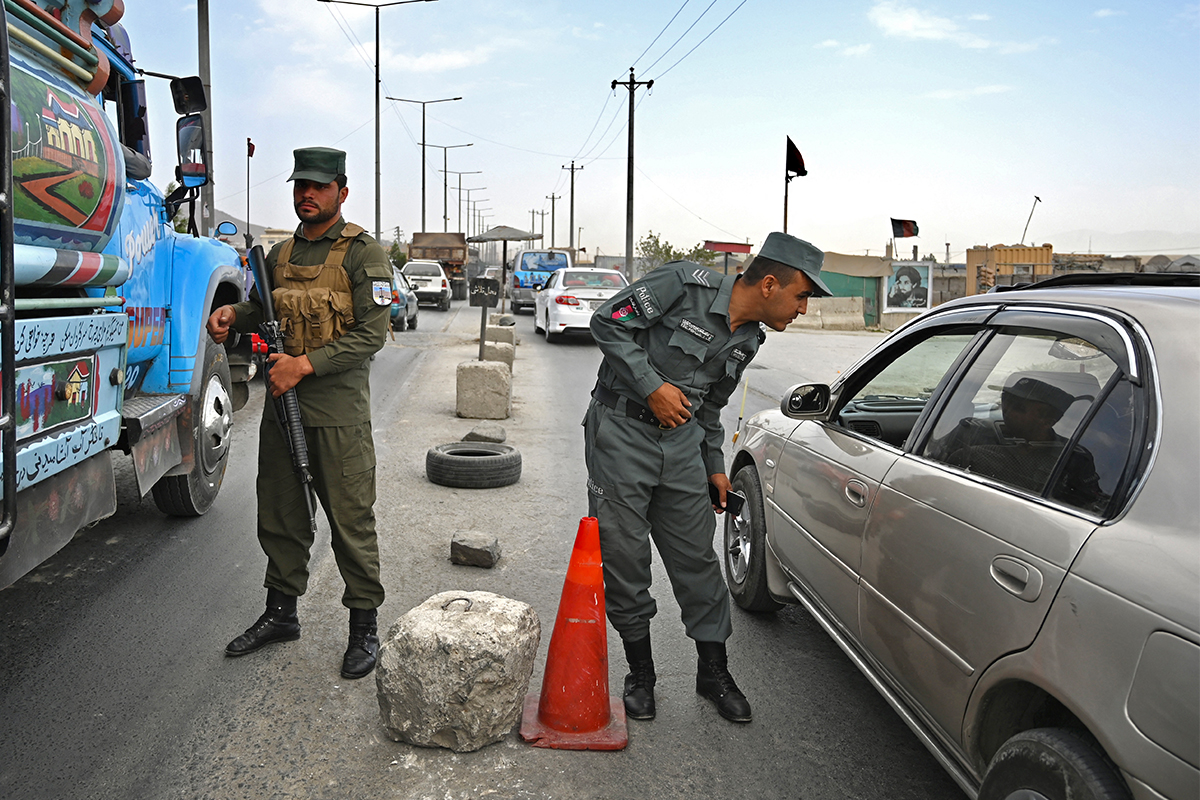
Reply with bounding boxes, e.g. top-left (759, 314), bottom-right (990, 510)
top-left (585, 232), bottom-right (831, 723)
